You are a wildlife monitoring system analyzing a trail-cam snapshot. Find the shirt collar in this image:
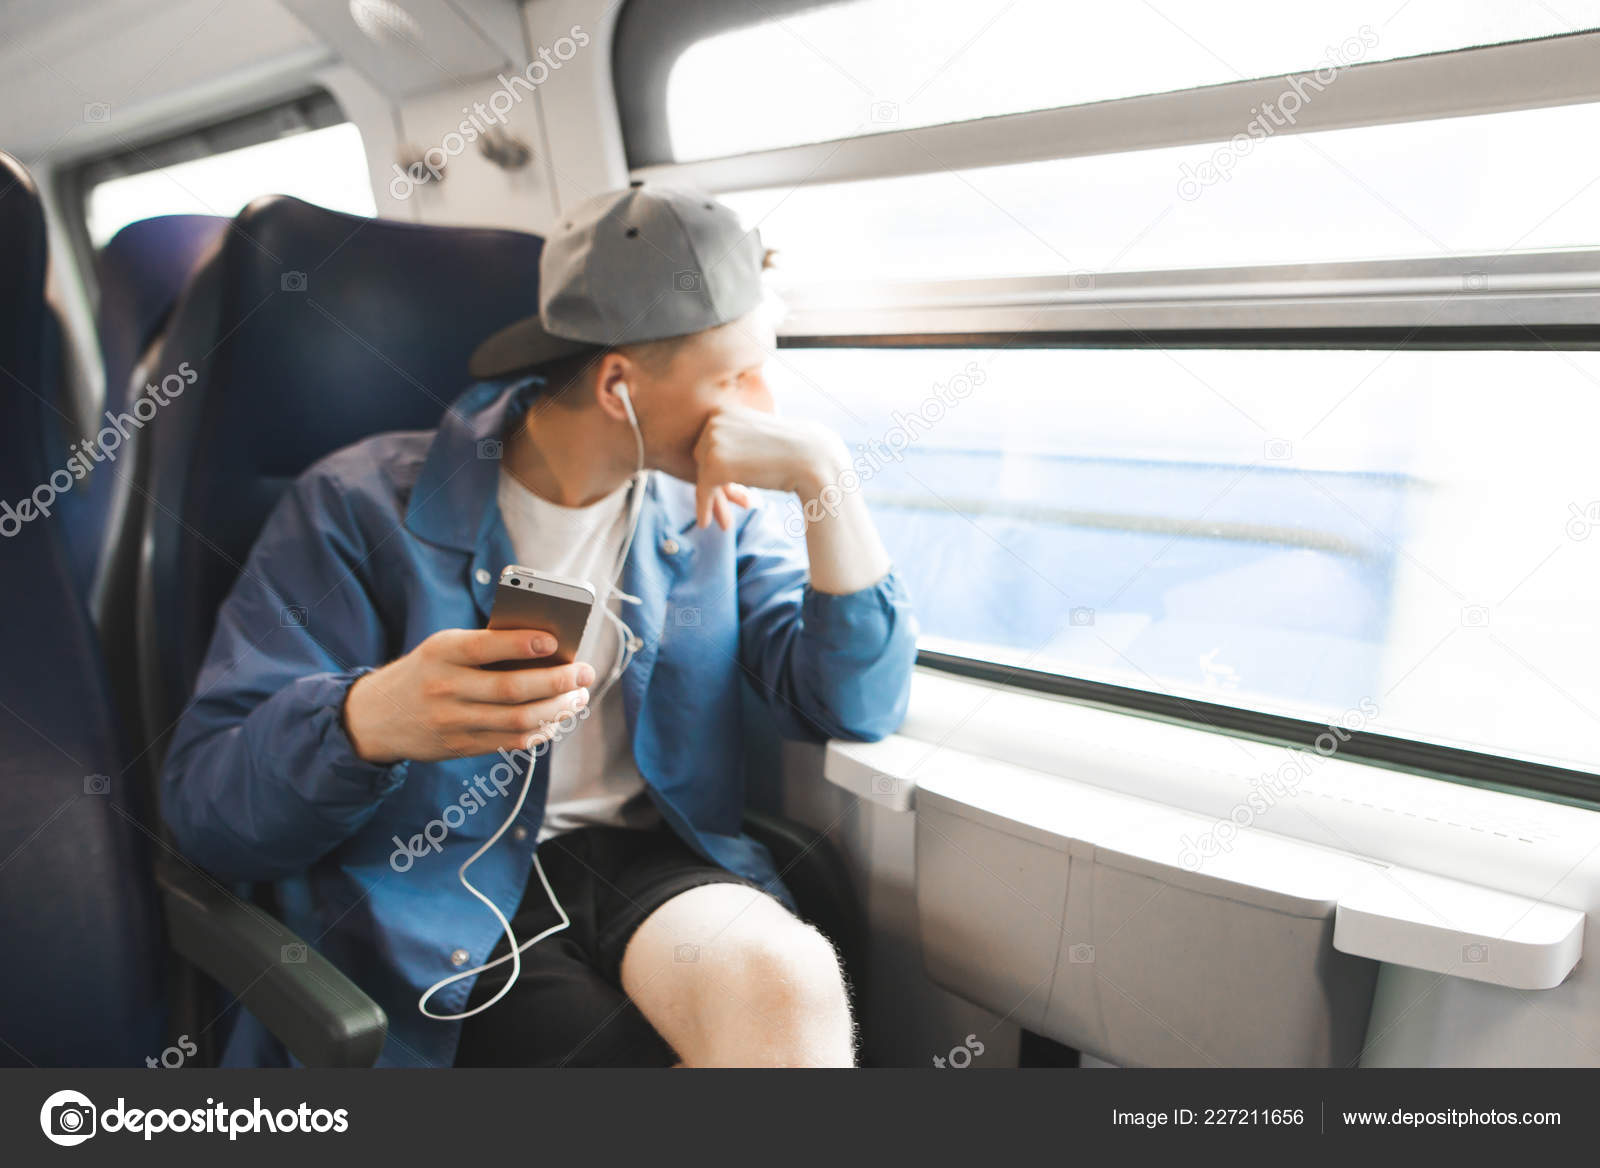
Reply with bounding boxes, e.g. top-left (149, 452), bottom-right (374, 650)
top-left (404, 378), bottom-right (700, 553)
